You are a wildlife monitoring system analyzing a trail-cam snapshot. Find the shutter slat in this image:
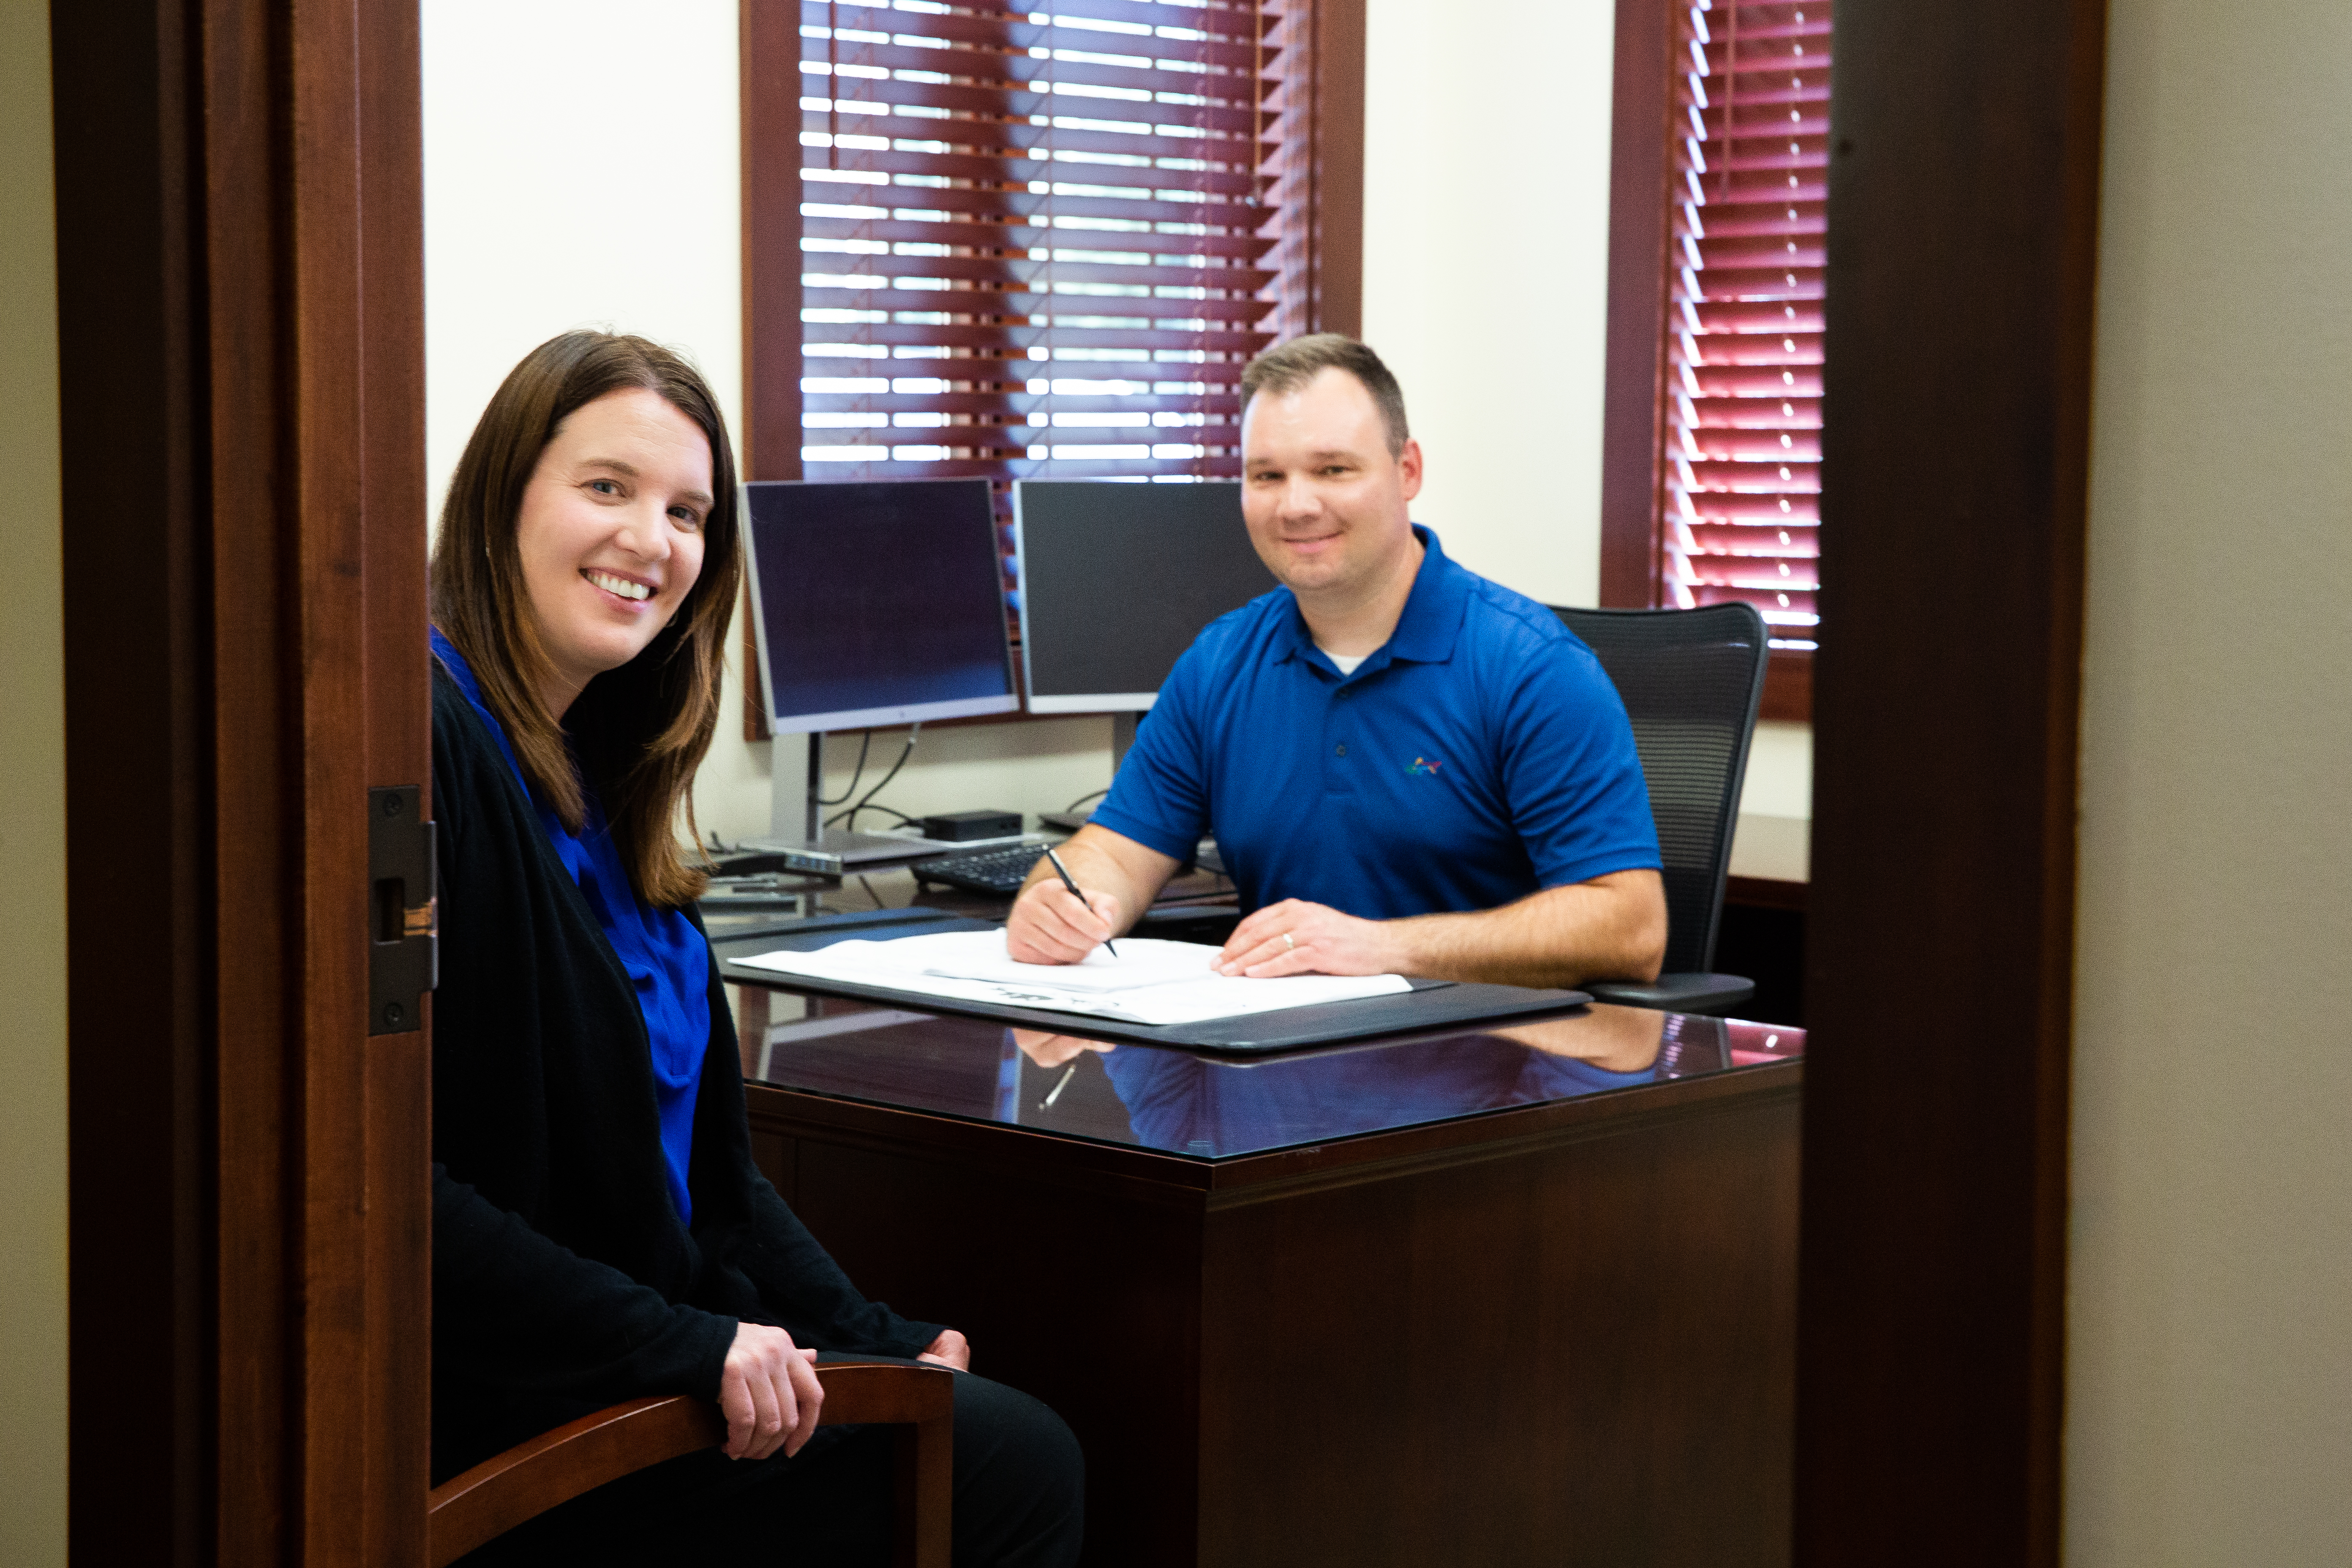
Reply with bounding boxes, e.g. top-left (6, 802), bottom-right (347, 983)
top-left (807, 352), bottom-right (1255, 386)
top-left (801, 176), bottom-right (1269, 230)
top-left (1691, 300), bottom-right (1825, 332)
top-left (802, 7), bottom-right (1275, 70)
top-left (804, 392), bottom-right (1244, 416)
top-left (806, 425), bottom-right (1237, 450)
top-left (1683, 431), bottom-right (1822, 461)
top-left (802, 454), bottom-right (1235, 480)
top-left (835, 0), bottom-right (1272, 41)
top-left (1679, 265), bottom-right (1824, 301)
top-left (798, 111), bottom-right (1272, 168)
top-left (804, 321), bottom-right (1273, 353)
top-left (1671, 490), bottom-right (1821, 525)
top-left (1691, 235), bottom-right (1826, 269)
top-left (1686, 522), bottom-right (1818, 556)
top-left (804, 143), bottom-right (1266, 198)
top-left (802, 286), bottom-right (1274, 322)
top-left (806, 74), bottom-right (1263, 136)
top-left (801, 213), bottom-right (1273, 259)
top-left (803, 253), bottom-right (1275, 292)
top-left (807, 38), bottom-right (1272, 103)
